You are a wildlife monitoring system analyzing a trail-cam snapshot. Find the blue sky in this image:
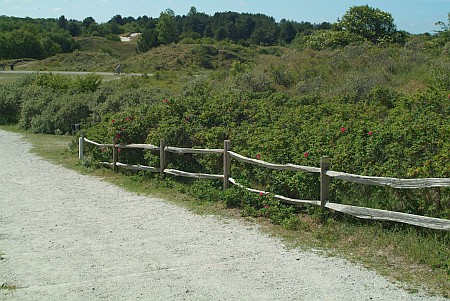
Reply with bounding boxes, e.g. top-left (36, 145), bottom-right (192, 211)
top-left (1, 0), bottom-right (449, 33)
